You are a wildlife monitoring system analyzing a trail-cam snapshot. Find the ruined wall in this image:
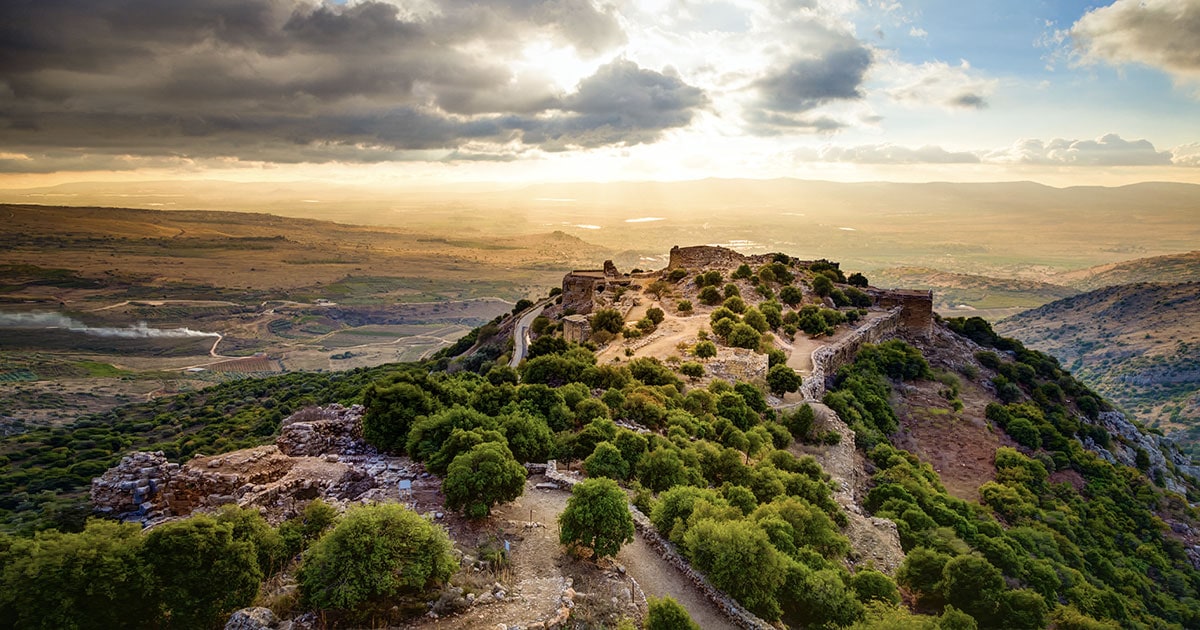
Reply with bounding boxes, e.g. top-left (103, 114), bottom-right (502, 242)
top-left (800, 309), bottom-right (903, 401)
top-left (562, 272), bottom-right (602, 315)
top-left (666, 245), bottom-right (749, 270)
top-left (870, 289), bottom-right (933, 338)
top-left (562, 314), bottom-right (591, 343)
